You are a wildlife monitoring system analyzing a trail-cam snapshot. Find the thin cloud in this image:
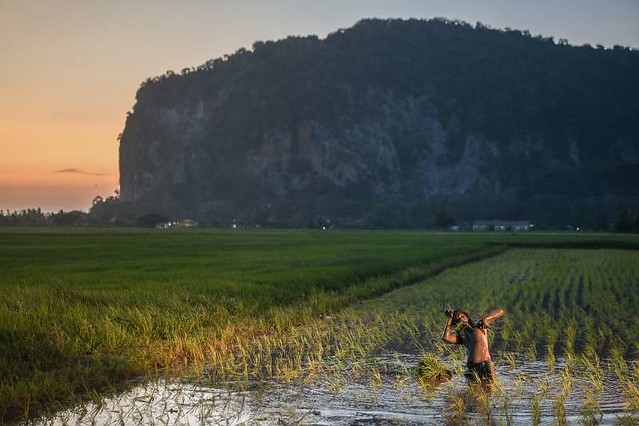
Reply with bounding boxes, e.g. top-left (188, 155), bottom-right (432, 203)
top-left (55, 168), bottom-right (113, 176)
